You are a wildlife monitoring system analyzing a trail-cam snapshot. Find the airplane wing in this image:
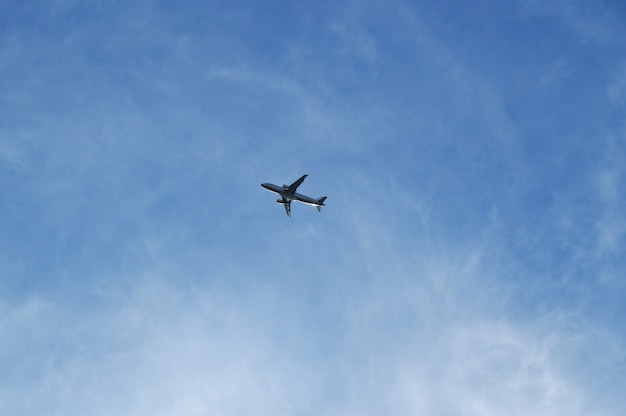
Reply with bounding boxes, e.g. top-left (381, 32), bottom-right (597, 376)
top-left (287, 174), bottom-right (307, 194)
top-left (283, 199), bottom-right (291, 217)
